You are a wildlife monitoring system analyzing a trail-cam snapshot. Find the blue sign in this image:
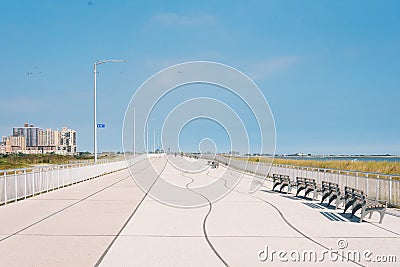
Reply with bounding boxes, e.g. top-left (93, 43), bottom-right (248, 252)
top-left (97, 123), bottom-right (105, 128)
